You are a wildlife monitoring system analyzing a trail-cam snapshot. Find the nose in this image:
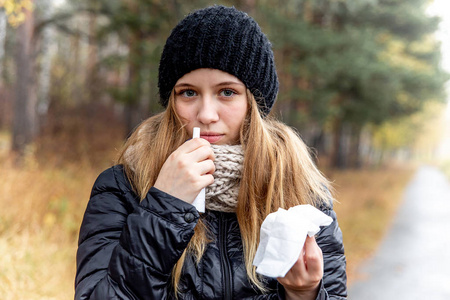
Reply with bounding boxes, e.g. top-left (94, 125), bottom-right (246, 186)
top-left (197, 95), bottom-right (219, 124)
